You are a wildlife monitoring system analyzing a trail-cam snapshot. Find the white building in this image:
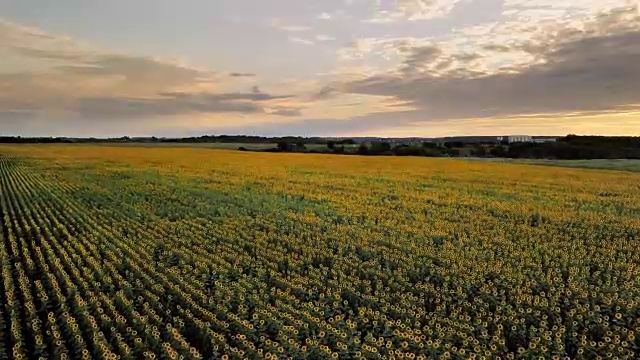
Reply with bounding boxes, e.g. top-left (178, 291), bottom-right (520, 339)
top-left (497, 135), bottom-right (533, 143)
